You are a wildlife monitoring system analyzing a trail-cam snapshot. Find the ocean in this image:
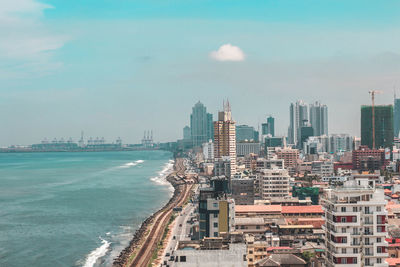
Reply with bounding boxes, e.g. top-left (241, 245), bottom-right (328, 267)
top-left (0, 150), bottom-right (174, 267)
